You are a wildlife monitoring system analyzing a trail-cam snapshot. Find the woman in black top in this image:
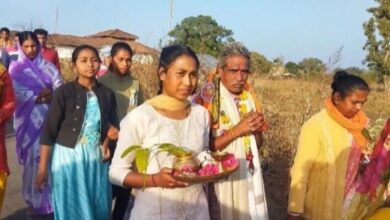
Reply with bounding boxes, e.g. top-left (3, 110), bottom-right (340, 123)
top-left (36, 45), bottom-right (118, 219)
